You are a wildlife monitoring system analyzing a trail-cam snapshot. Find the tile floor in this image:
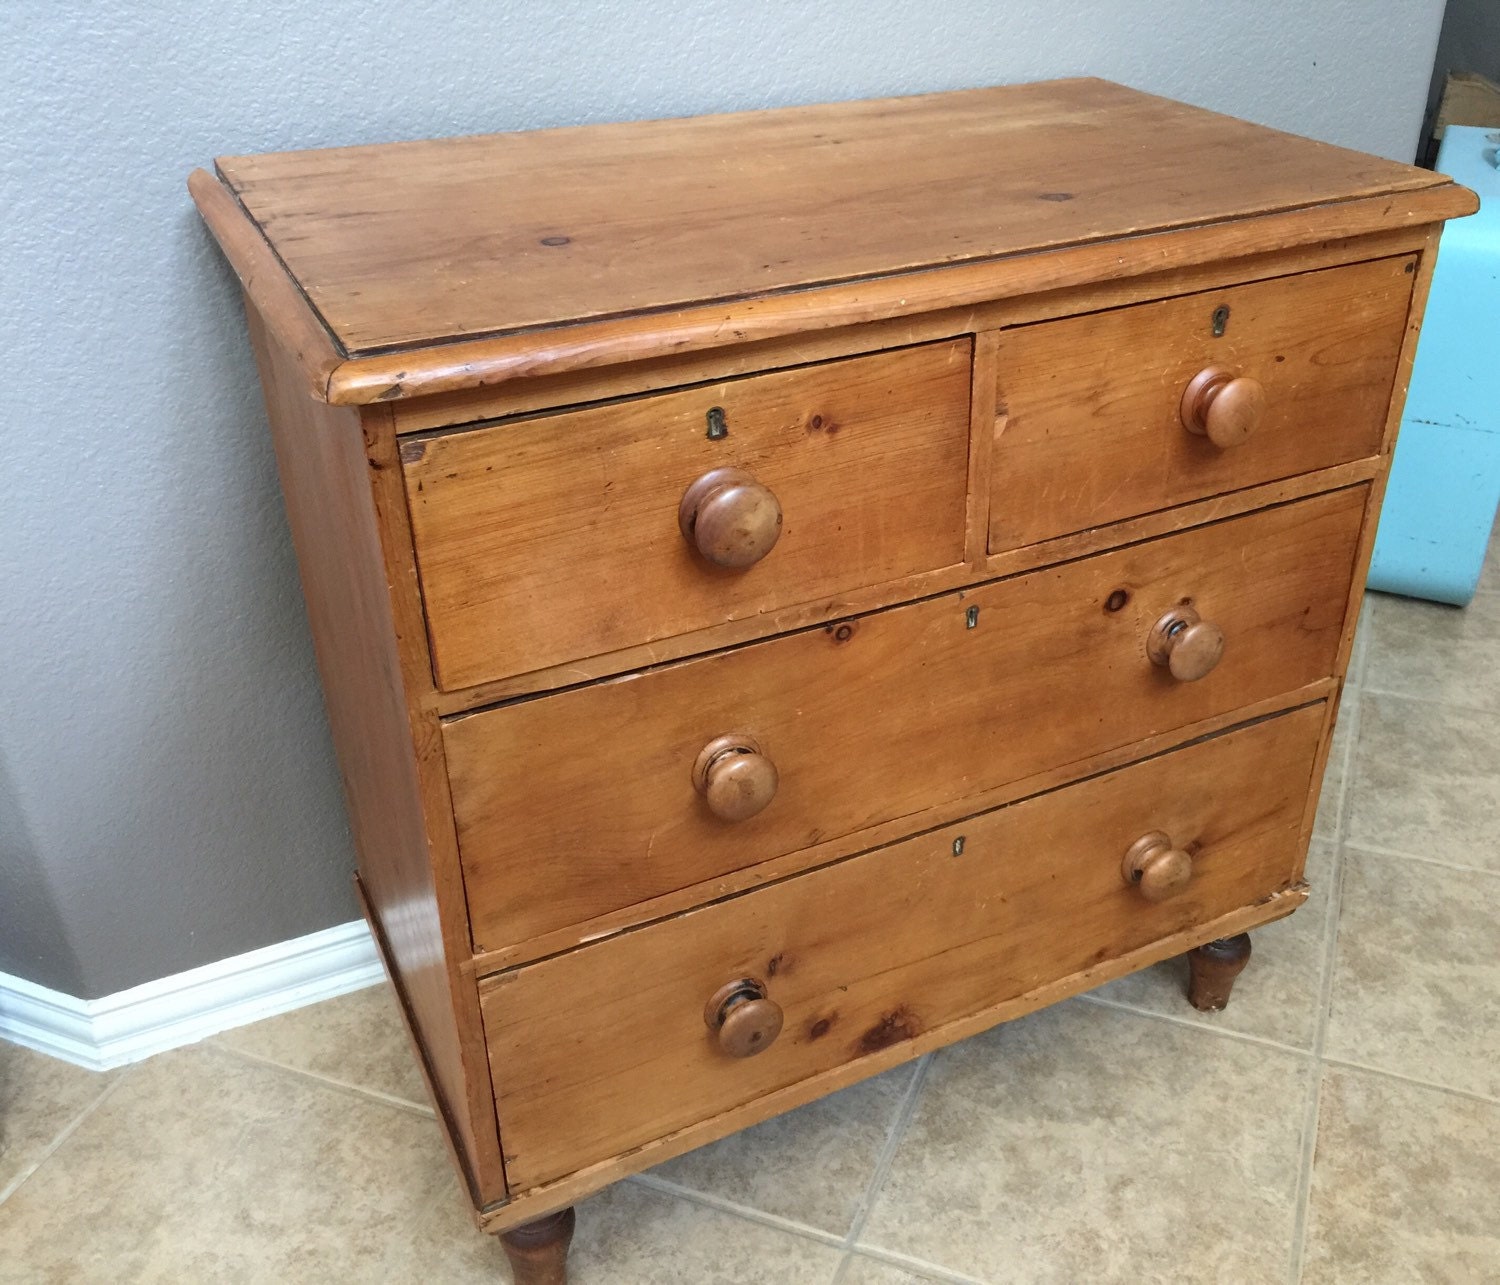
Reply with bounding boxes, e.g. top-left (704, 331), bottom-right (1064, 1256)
top-left (4, 561), bottom-right (1500, 1283)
